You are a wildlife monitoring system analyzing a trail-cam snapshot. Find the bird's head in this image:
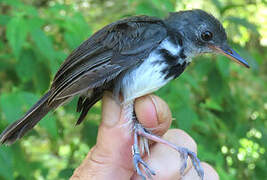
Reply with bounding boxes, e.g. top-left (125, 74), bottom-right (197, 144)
top-left (165, 9), bottom-right (249, 68)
